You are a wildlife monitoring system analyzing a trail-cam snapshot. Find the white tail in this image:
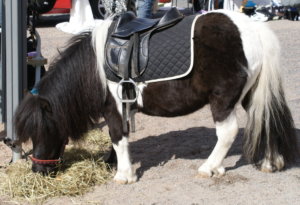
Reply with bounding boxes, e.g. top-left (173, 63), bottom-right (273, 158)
top-left (243, 23), bottom-right (298, 170)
